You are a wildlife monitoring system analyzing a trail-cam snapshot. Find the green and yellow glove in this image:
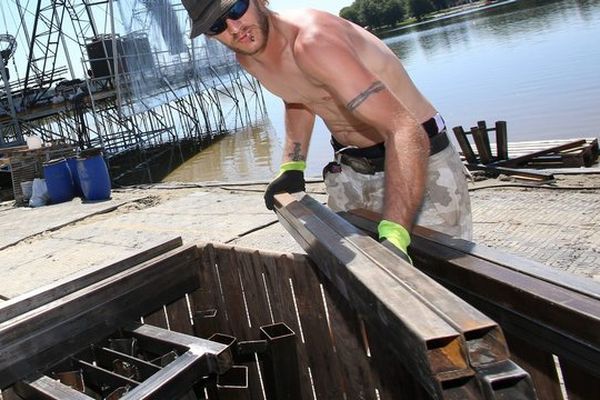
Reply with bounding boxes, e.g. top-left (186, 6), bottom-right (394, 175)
top-left (378, 219), bottom-right (412, 264)
top-left (264, 161), bottom-right (306, 210)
